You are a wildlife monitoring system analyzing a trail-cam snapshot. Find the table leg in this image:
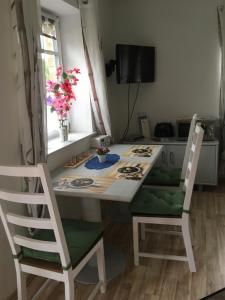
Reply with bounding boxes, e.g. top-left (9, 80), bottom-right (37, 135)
top-left (76, 197), bottom-right (126, 284)
top-left (81, 197), bottom-right (102, 222)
